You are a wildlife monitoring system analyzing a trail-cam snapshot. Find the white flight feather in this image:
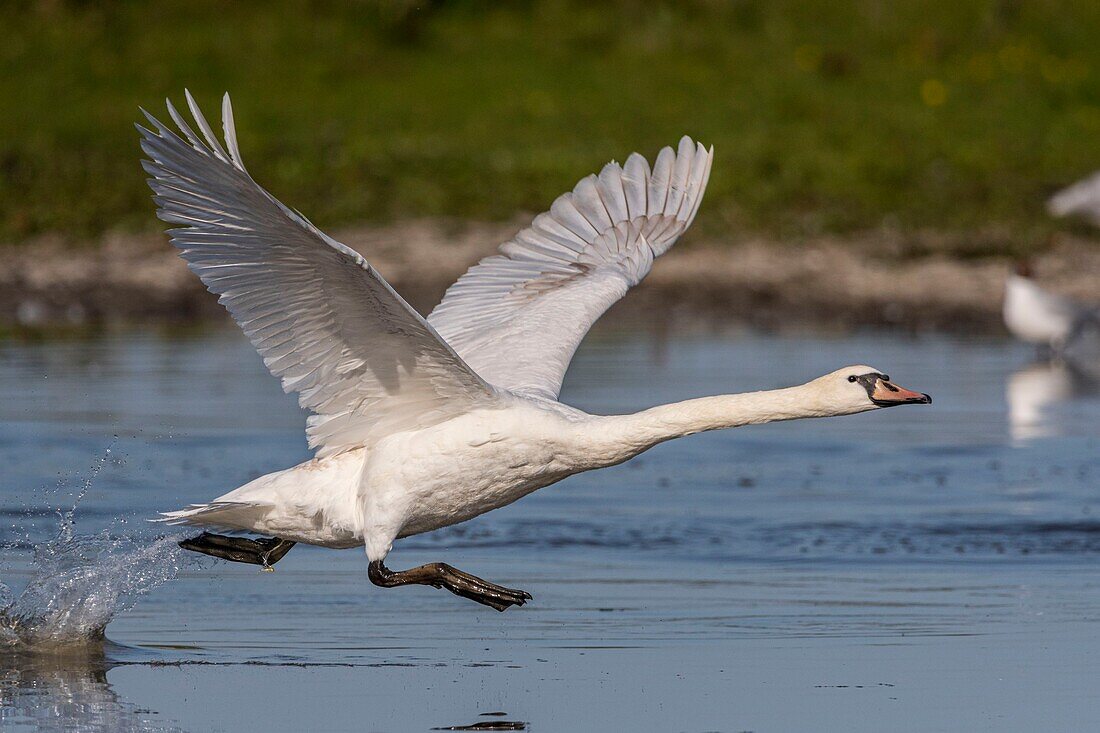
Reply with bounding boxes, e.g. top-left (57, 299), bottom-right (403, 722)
top-left (138, 92), bottom-right (498, 458)
top-left (428, 135), bottom-right (714, 400)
